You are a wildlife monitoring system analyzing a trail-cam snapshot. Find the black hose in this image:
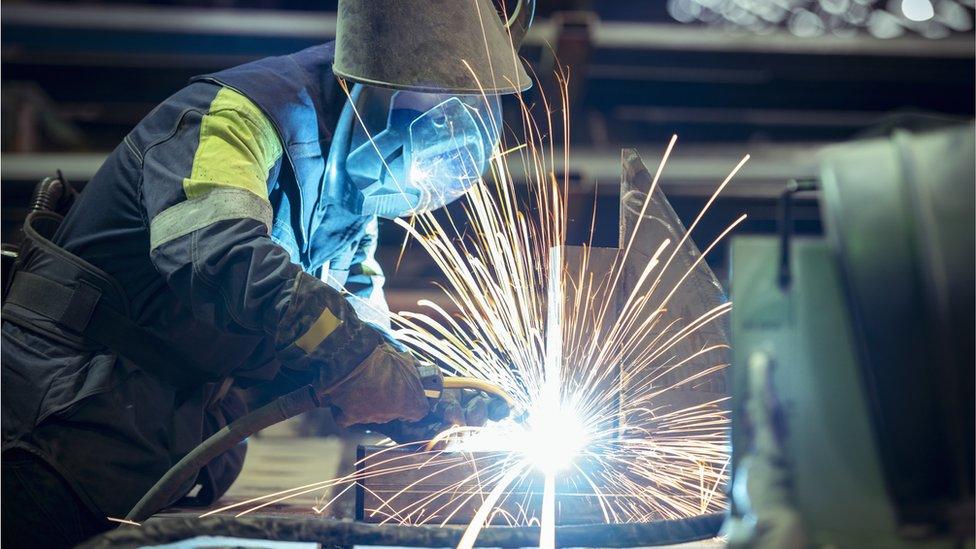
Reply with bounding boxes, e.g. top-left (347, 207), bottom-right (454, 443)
top-left (29, 176), bottom-right (65, 213)
top-left (125, 385), bottom-right (322, 522)
top-left (777, 178), bottom-right (819, 291)
top-left (29, 171), bottom-right (76, 215)
top-left (81, 513), bottom-right (726, 549)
